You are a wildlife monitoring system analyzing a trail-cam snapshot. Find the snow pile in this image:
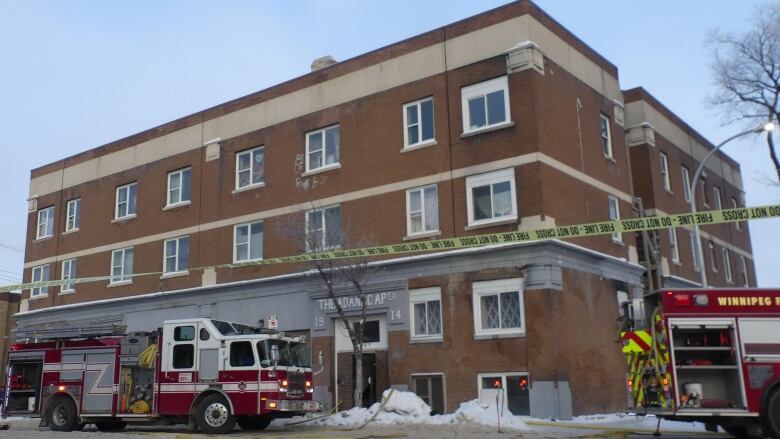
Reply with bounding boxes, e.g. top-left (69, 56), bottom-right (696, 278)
top-left (318, 390), bottom-right (529, 431)
top-left (561, 413), bottom-right (711, 433)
